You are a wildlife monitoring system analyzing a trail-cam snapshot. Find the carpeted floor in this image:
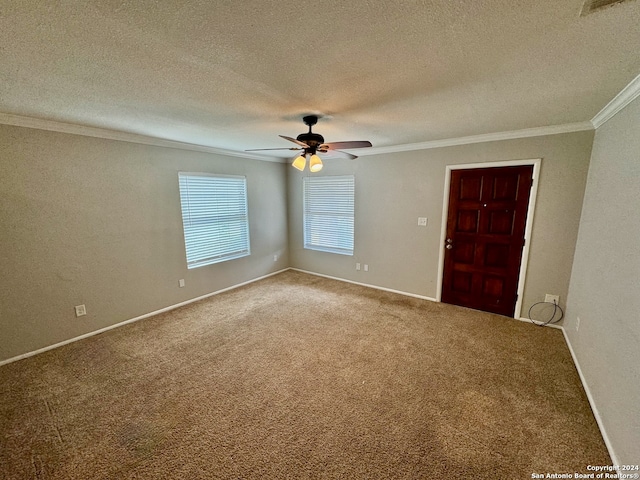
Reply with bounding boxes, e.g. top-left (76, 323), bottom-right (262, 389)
top-left (0, 270), bottom-right (610, 479)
